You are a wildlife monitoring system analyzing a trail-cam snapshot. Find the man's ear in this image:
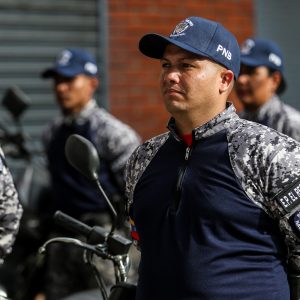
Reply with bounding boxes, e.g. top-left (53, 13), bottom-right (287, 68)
top-left (270, 71), bottom-right (282, 93)
top-left (219, 69), bottom-right (234, 94)
top-left (90, 77), bottom-right (99, 91)
top-left (92, 77), bottom-right (100, 89)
